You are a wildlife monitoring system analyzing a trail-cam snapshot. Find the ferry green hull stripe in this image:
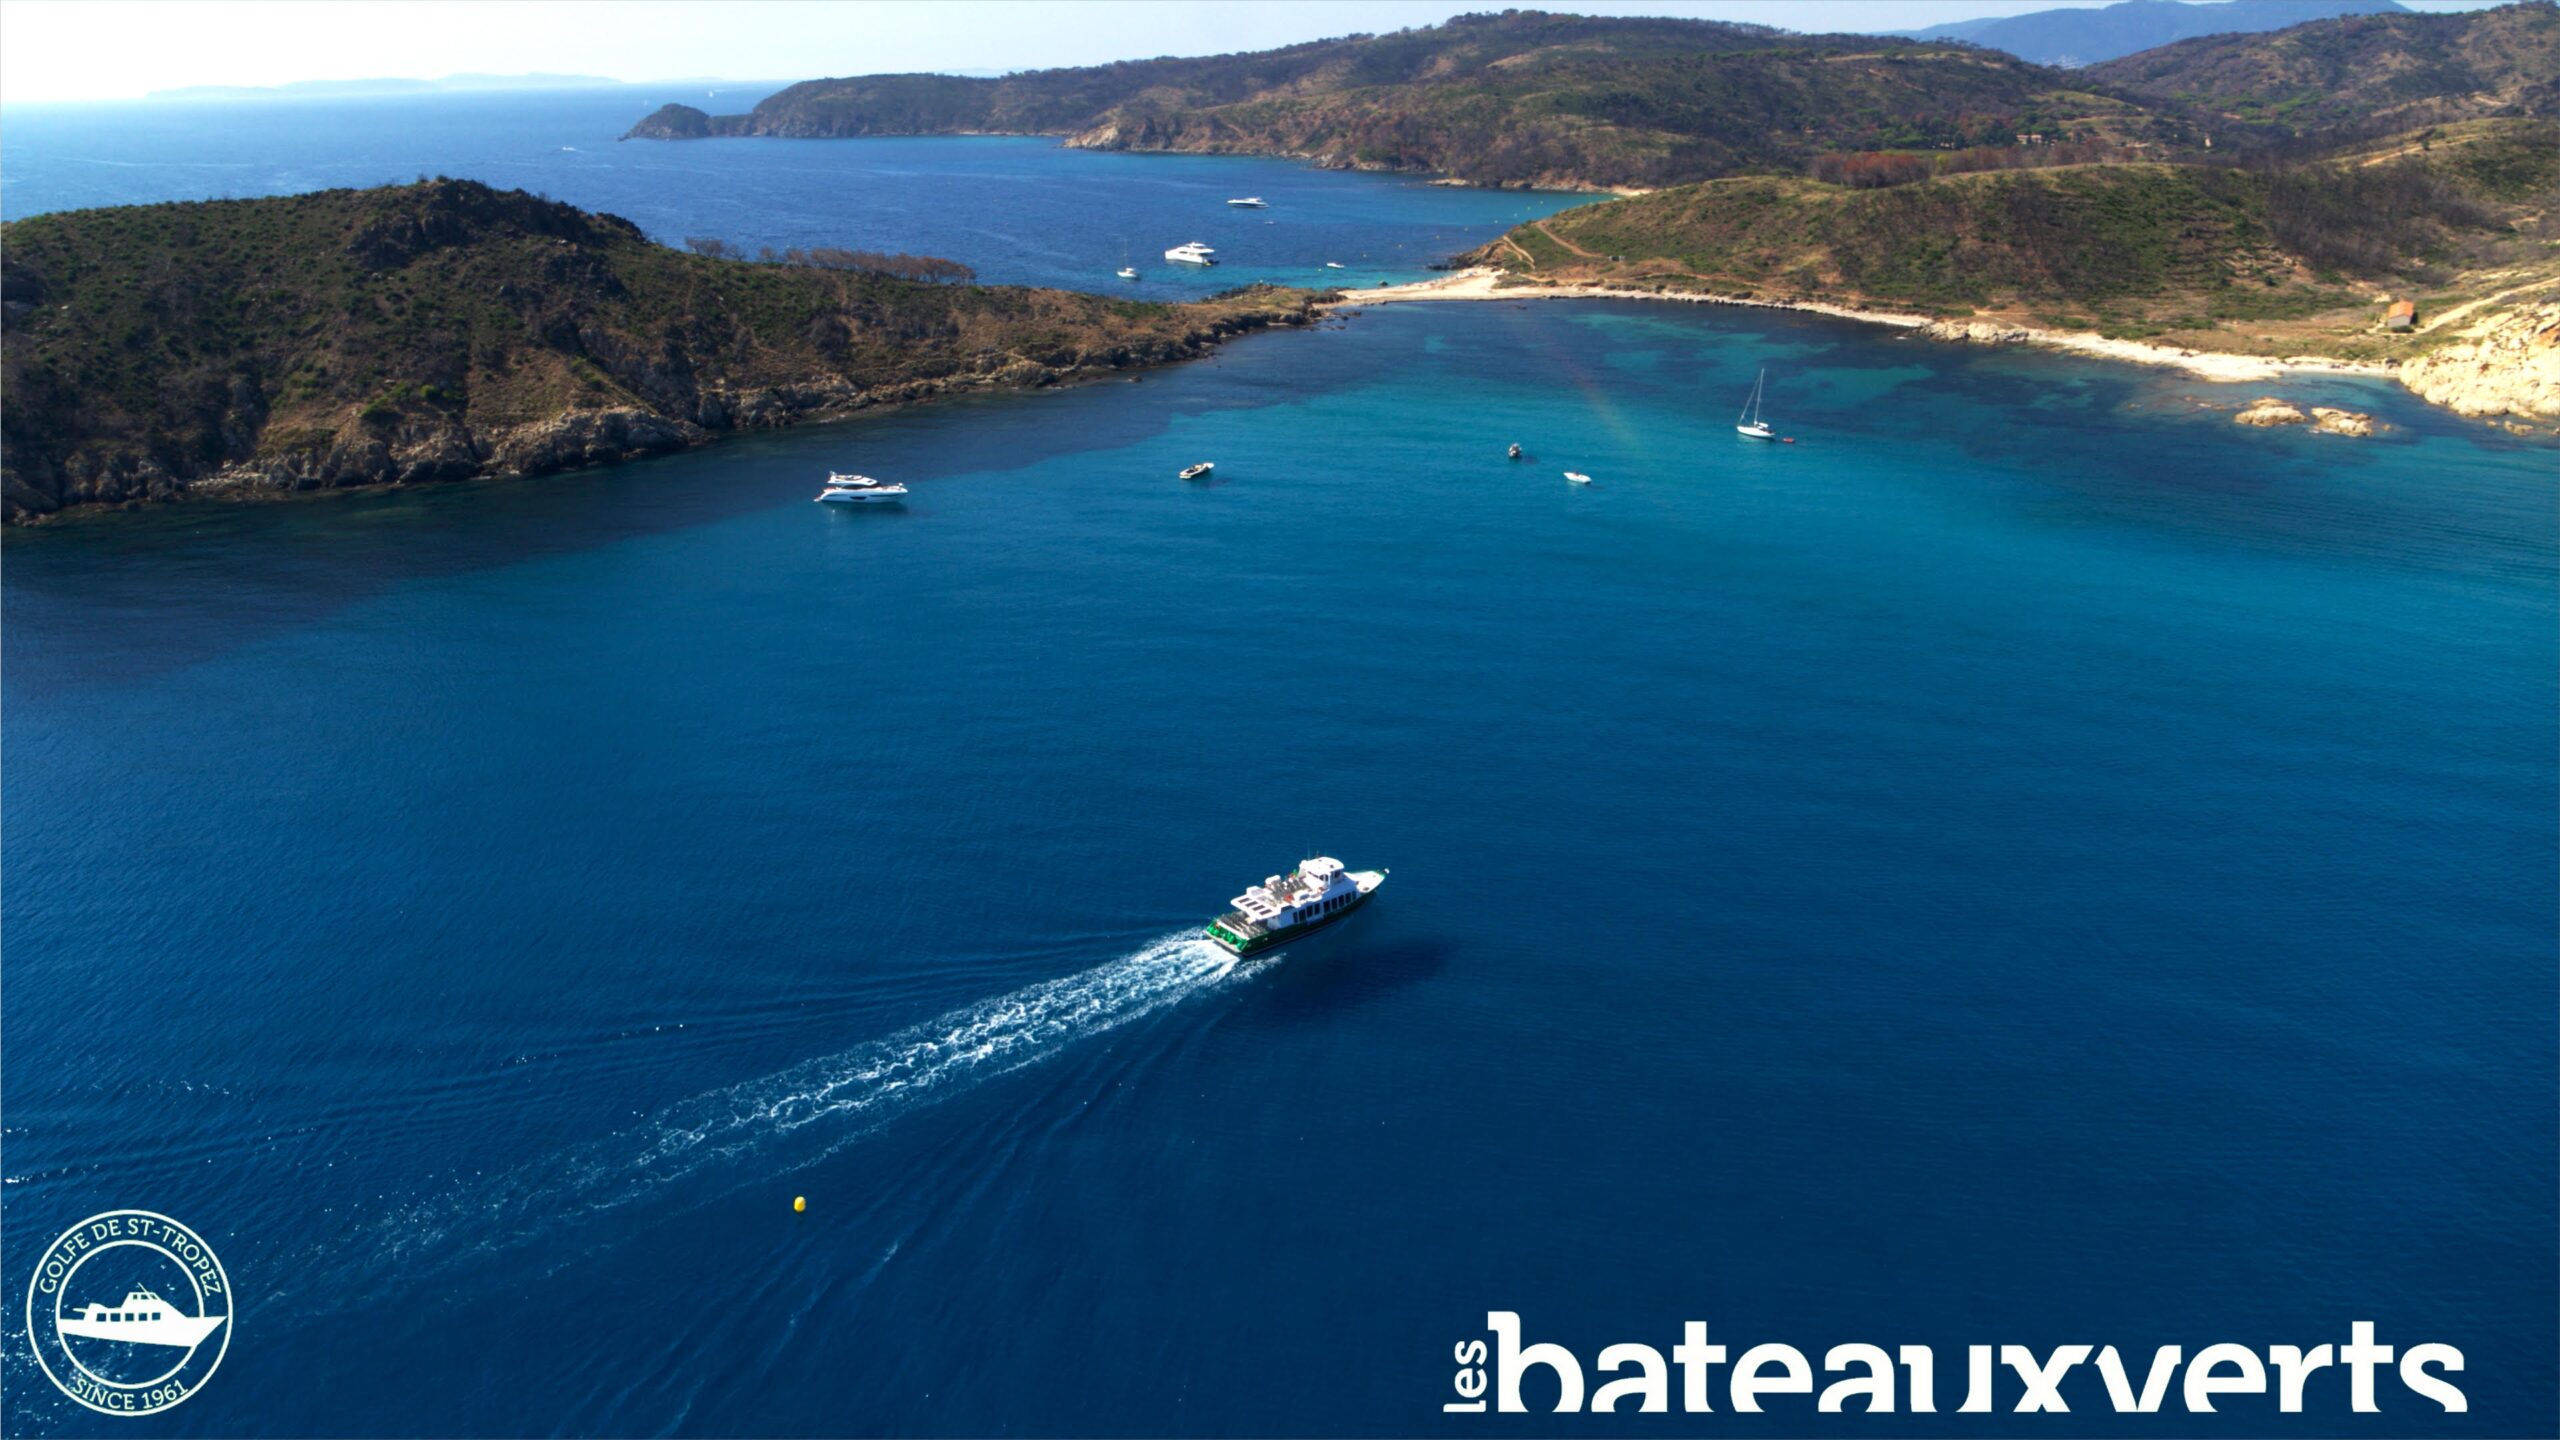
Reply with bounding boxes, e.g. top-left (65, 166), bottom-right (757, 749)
top-left (1208, 891), bottom-right (1375, 955)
